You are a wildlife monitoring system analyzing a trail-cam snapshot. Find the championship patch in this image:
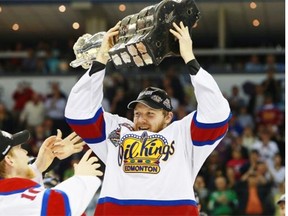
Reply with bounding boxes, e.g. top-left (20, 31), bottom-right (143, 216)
top-left (108, 123), bottom-right (134, 147)
top-left (118, 131), bottom-right (175, 174)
